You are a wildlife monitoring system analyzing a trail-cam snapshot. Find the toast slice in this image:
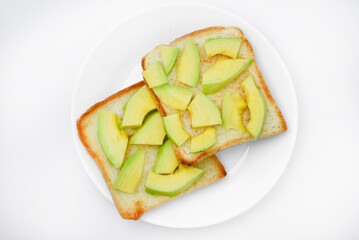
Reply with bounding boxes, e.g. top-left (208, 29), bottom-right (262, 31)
top-left (142, 26), bottom-right (287, 166)
top-left (77, 81), bottom-right (226, 220)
